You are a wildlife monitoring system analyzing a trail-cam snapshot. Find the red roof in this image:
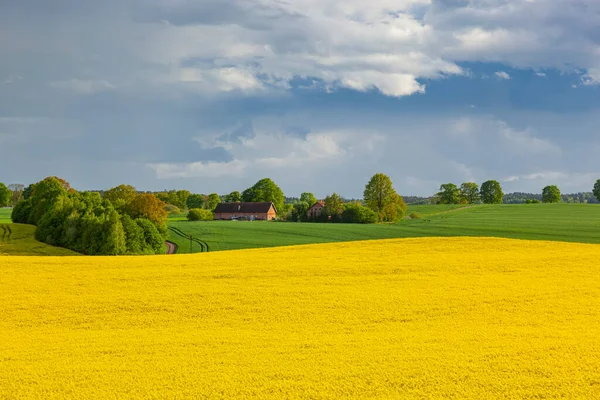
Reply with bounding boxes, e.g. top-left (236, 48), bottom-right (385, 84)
top-left (214, 202), bottom-right (276, 214)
